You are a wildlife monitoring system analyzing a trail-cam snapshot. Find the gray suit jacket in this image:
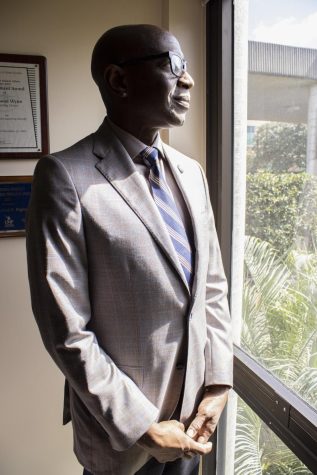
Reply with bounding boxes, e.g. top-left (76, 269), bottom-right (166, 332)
top-left (26, 119), bottom-right (233, 475)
